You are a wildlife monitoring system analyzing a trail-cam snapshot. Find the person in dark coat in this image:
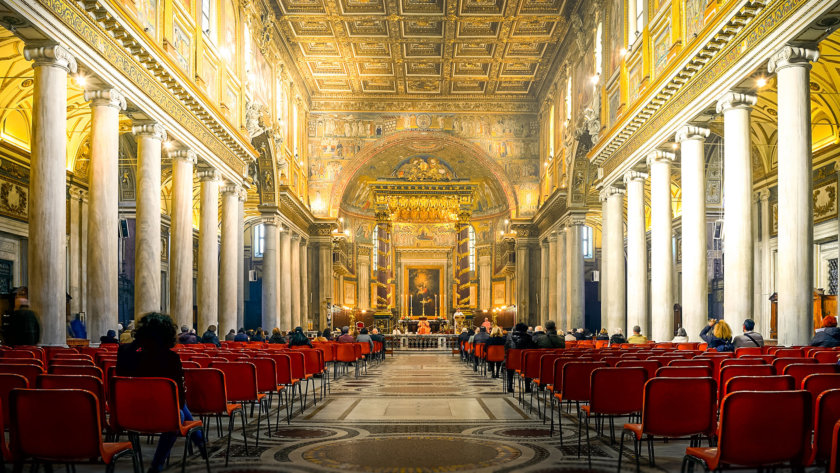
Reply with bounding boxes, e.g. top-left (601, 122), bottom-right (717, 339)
top-left (288, 327), bottom-right (312, 347)
top-left (200, 325), bottom-right (220, 347)
top-left (337, 326), bottom-right (355, 343)
top-left (268, 328), bottom-right (286, 344)
top-left (4, 298), bottom-right (40, 346)
top-left (224, 329), bottom-right (236, 341)
top-left (505, 322), bottom-right (536, 393)
top-left (251, 327), bottom-right (265, 342)
top-left (530, 326), bottom-right (546, 344)
top-left (486, 326), bottom-right (507, 378)
top-left (609, 329), bottom-right (627, 346)
top-left (116, 312), bottom-right (205, 472)
top-left (812, 316), bottom-right (840, 347)
top-left (233, 328), bottom-right (249, 342)
top-left (595, 328), bottom-right (610, 341)
top-left (472, 326), bottom-right (490, 371)
top-left (534, 320), bottom-right (565, 348)
top-left (458, 328), bottom-right (471, 360)
top-left (99, 330), bottom-right (119, 345)
top-left (700, 319), bottom-right (734, 352)
top-left (177, 325), bottom-right (198, 344)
